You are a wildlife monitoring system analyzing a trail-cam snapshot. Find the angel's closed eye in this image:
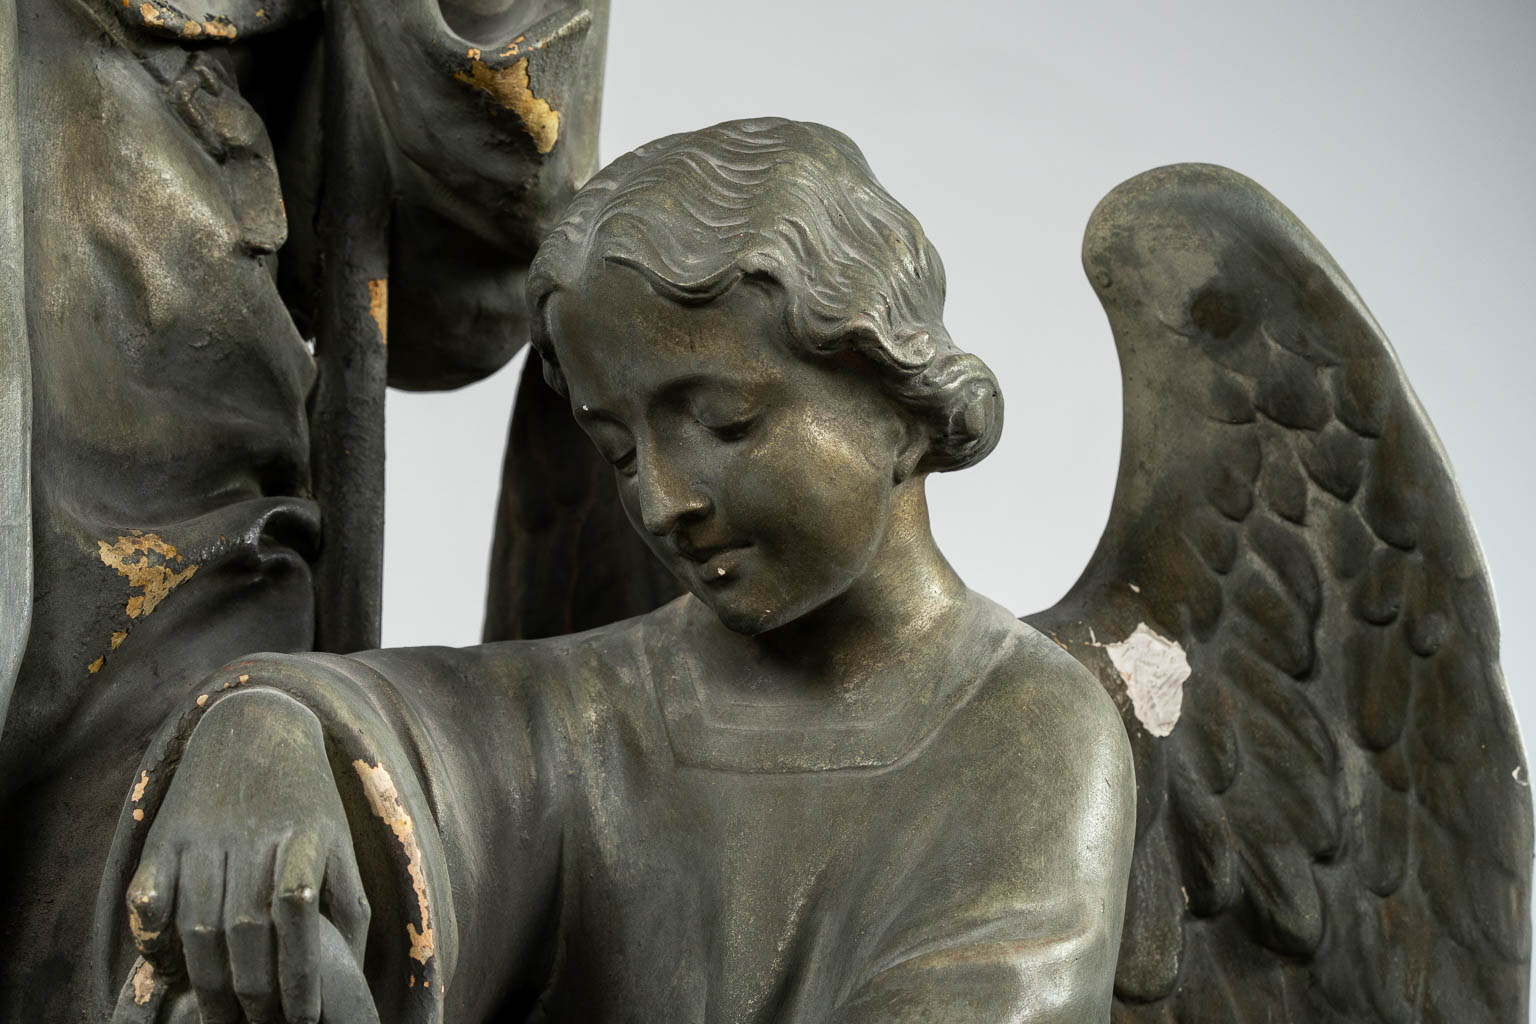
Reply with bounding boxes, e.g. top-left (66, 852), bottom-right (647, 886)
top-left (609, 448), bottom-right (638, 477)
top-left (575, 414), bottom-right (638, 476)
top-left (688, 393), bottom-right (761, 442)
top-left (702, 416), bottom-right (757, 443)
